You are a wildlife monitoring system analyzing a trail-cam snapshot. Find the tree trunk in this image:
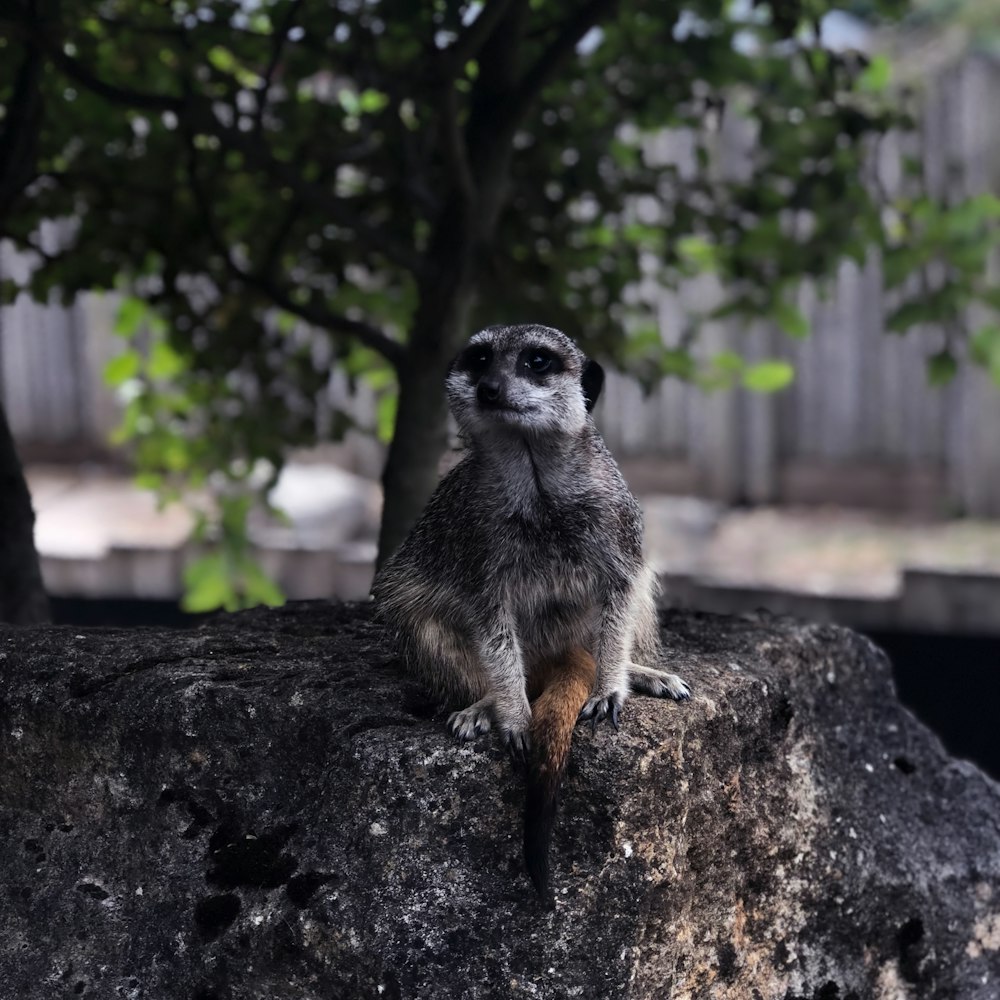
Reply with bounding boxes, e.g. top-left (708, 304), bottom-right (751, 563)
top-left (0, 399), bottom-right (50, 624)
top-left (376, 275), bottom-right (474, 568)
top-left (374, 5), bottom-right (525, 567)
